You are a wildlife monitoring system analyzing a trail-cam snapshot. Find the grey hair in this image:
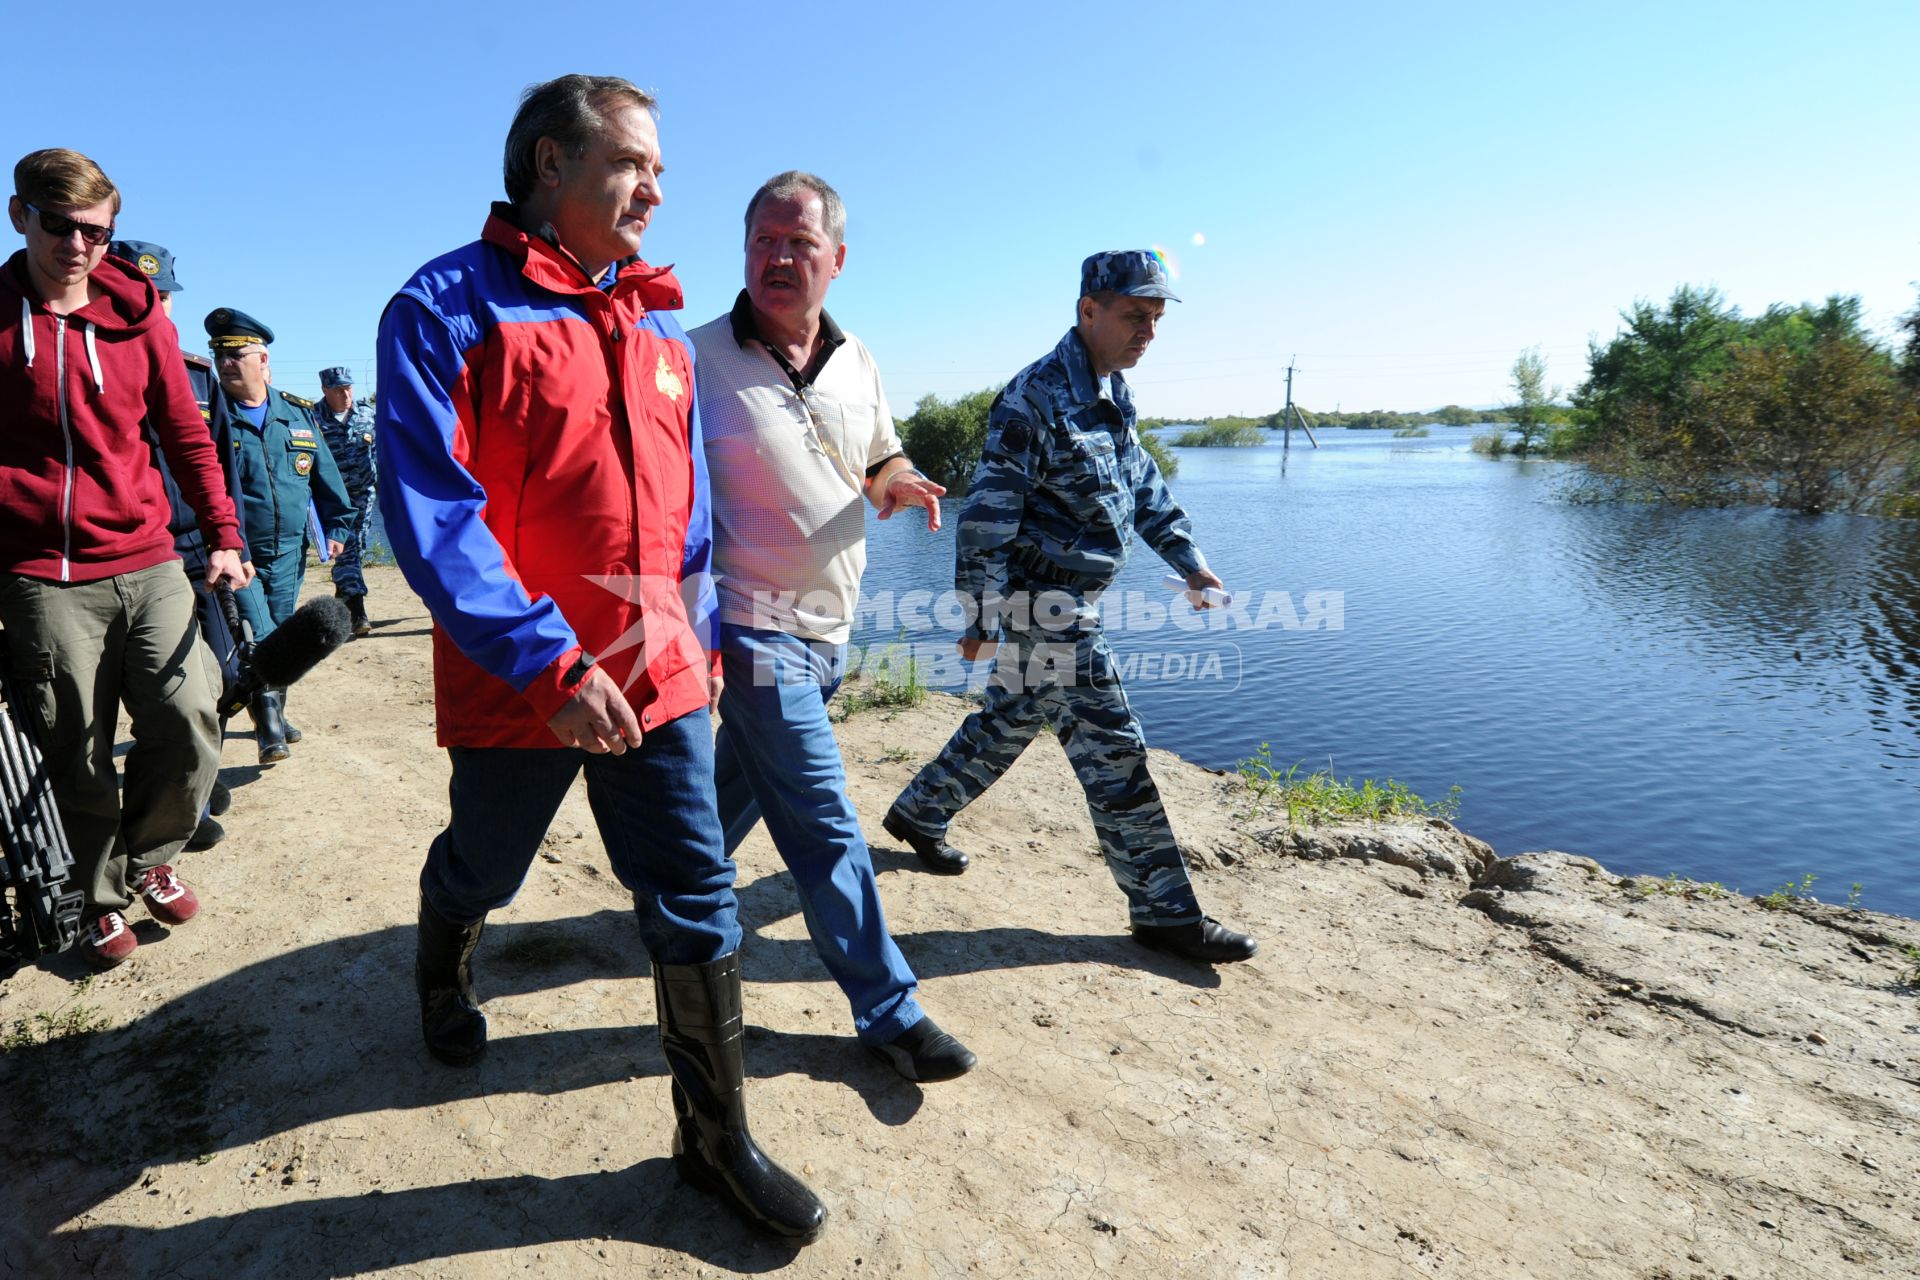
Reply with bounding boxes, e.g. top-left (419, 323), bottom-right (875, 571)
top-left (503, 74), bottom-right (656, 204)
top-left (743, 170), bottom-right (845, 246)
